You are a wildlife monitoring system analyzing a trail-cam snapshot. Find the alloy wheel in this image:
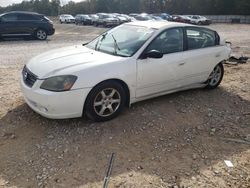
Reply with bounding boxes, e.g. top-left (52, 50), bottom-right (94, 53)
top-left (93, 88), bottom-right (121, 117)
top-left (208, 65), bottom-right (222, 86)
top-left (36, 30), bottom-right (47, 40)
